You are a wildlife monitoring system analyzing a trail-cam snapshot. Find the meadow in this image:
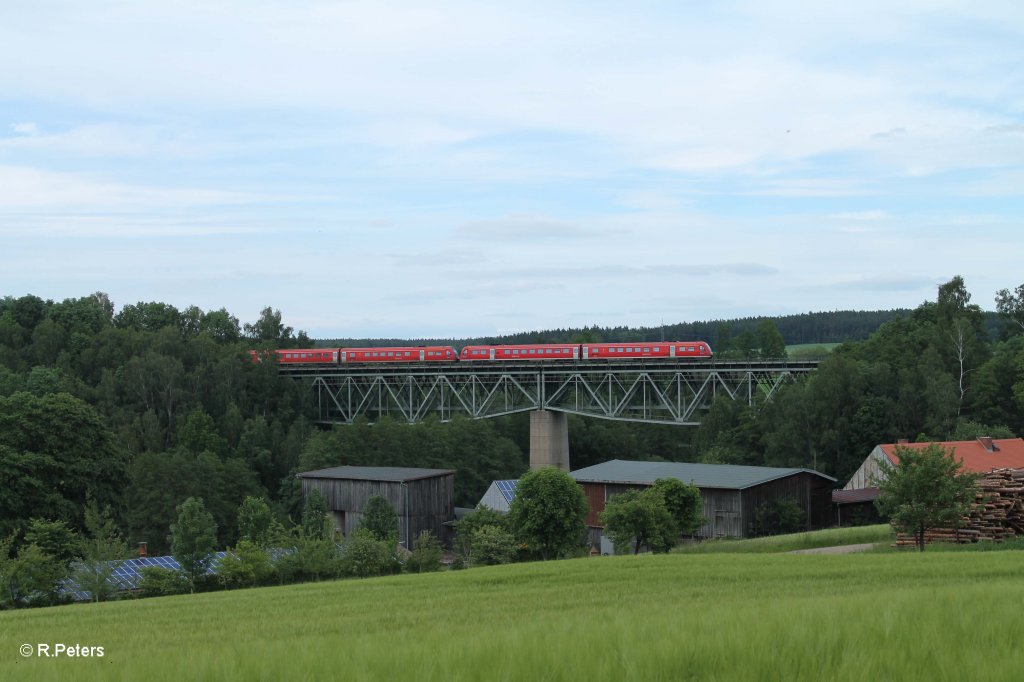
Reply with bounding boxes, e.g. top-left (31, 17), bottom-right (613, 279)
top-left (2, 545), bottom-right (1023, 681)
